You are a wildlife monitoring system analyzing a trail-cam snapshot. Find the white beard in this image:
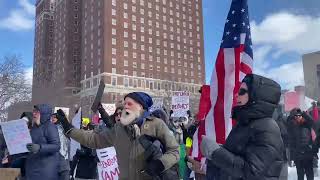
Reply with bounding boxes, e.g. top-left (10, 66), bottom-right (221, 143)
top-left (120, 109), bottom-right (141, 126)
